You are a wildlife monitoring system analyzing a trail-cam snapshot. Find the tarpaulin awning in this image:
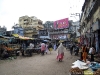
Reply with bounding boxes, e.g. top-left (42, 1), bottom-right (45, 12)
top-left (12, 34), bottom-right (34, 40)
top-left (12, 34), bottom-right (19, 37)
